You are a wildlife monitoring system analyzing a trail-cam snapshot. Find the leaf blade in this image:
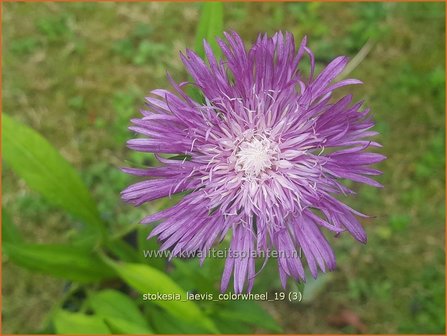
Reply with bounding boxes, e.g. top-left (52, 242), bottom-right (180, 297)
top-left (188, 2), bottom-right (224, 102)
top-left (194, 2), bottom-right (224, 59)
top-left (2, 115), bottom-right (104, 241)
top-left (107, 261), bottom-right (219, 334)
top-left (89, 289), bottom-right (148, 328)
top-left (217, 300), bottom-right (282, 332)
top-left (104, 317), bottom-right (153, 335)
top-left (3, 243), bottom-right (115, 283)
